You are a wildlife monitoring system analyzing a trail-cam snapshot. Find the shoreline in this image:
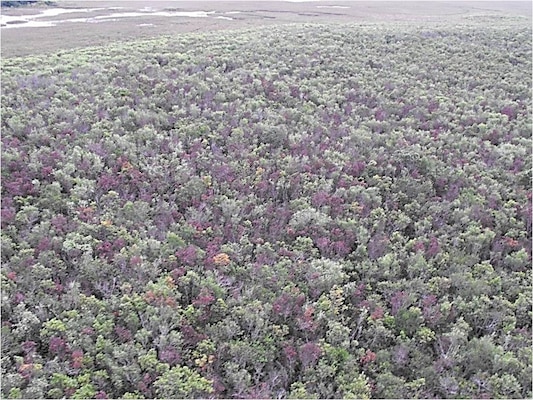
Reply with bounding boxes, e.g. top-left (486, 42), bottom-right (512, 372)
top-left (1, 1), bottom-right (531, 58)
